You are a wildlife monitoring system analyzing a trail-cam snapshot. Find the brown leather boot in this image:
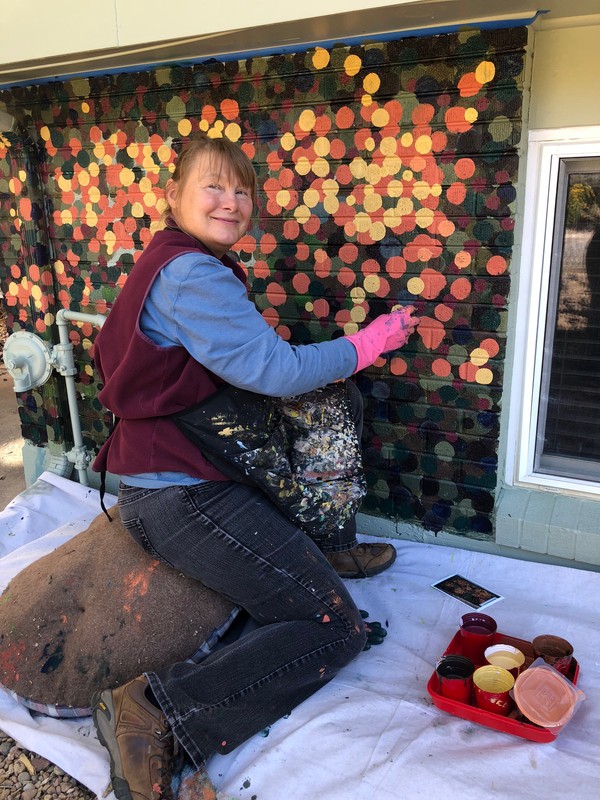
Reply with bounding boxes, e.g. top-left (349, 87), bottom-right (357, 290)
top-left (92, 675), bottom-right (176, 800)
top-left (325, 542), bottom-right (397, 578)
